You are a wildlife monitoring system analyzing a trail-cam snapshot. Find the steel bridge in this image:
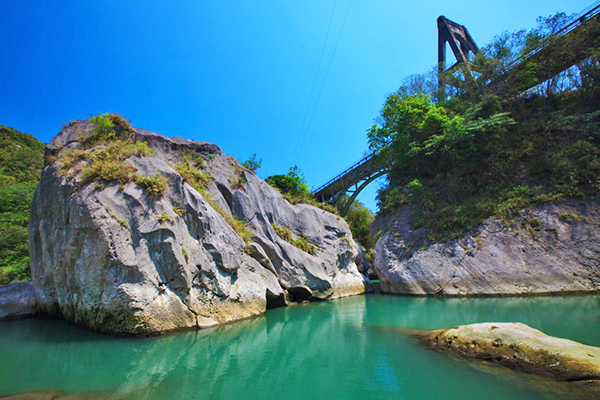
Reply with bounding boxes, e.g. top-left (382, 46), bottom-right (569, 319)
top-left (313, 2), bottom-right (600, 216)
top-left (313, 151), bottom-right (389, 217)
